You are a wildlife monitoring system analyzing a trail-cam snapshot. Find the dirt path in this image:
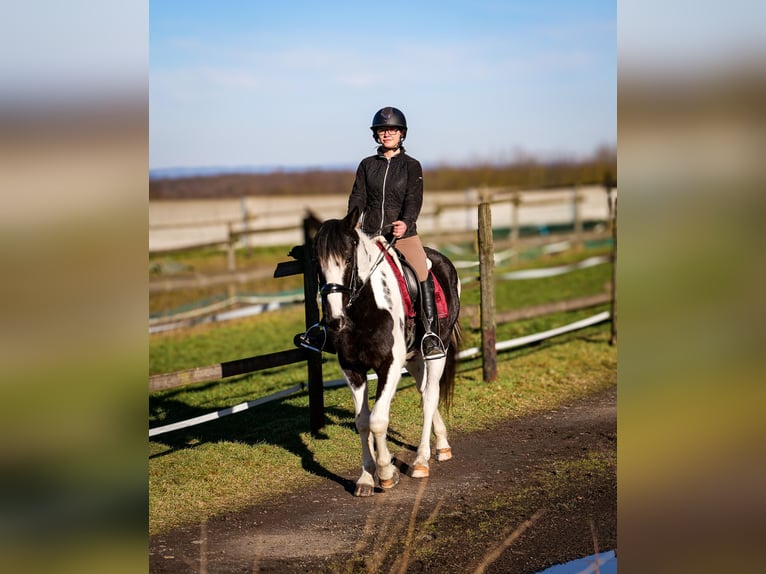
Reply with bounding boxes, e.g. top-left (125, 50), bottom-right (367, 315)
top-left (150, 385), bottom-right (616, 573)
